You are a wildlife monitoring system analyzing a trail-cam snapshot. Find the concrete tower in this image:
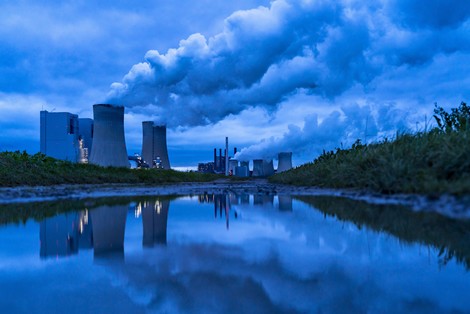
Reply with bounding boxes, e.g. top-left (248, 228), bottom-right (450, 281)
top-left (277, 152), bottom-right (293, 173)
top-left (252, 159), bottom-right (264, 177)
top-left (141, 121), bottom-right (171, 169)
top-left (89, 104), bottom-right (129, 168)
top-left (262, 160), bottom-right (275, 176)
